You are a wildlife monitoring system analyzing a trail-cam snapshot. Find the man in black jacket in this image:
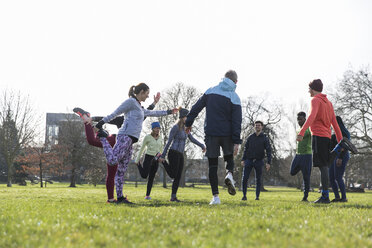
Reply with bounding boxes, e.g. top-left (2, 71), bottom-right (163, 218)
top-left (241, 121), bottom-right (272, 201)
